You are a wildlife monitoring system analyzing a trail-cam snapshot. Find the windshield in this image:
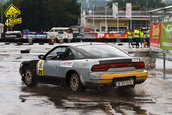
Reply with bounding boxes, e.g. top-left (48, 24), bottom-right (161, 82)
top-left (78, 44), bottom-right (128, 58)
